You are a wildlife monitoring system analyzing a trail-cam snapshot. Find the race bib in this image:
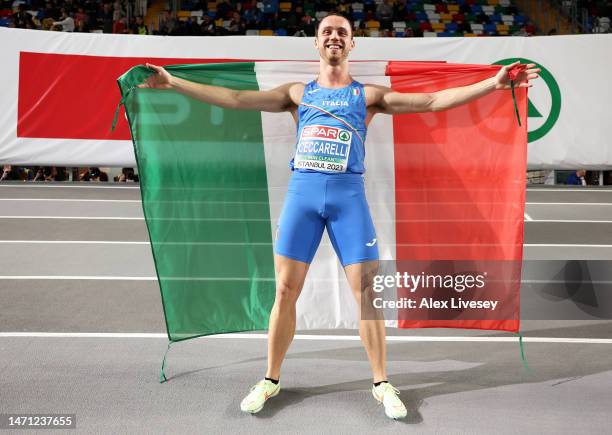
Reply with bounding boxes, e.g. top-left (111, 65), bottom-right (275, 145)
top-left (294, 125), bottom-right (352, 172)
